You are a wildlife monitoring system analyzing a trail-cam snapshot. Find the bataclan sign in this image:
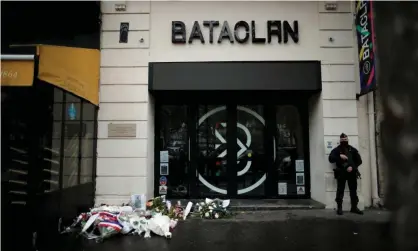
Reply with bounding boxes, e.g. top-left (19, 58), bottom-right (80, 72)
top-left (171, 20), bottom-right (299, 44)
